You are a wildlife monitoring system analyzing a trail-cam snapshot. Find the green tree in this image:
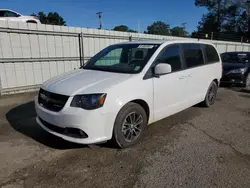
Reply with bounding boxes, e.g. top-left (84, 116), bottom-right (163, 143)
top-left (195, 0), bottom-right (225, 33)
top-left (229, 1), bottom-right (250, 36)
top-left (113, 25), bottom-right (128, 32)
top-left (221, 4), bottom-right (241, 34)
top-left (113, 25), bottom-right (137, 33)
top-left (198, 13), bottom-right (218, 32)
top-left (237, 11), bottom-right (248, 35)
top-left (31, 12), bottom-right (66, 26)
top-left (191, 12), bottom-right (220, 39)
top-left (171, 26), bottom-right (188, 37)
top-left (193, 0), bottom-right (250, 40)
top-left (127, 29), bottom-right (137, 33)
top-left (145, 21), bottom-right (170, 35)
